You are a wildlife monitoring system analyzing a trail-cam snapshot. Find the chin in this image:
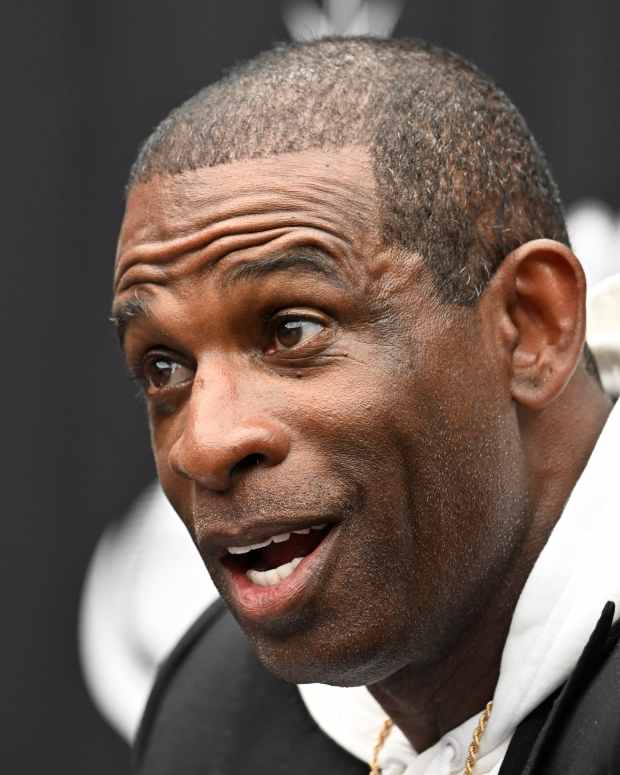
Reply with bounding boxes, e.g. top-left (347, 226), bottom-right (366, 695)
top-left (248, 625), bottom-right (406, 688)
